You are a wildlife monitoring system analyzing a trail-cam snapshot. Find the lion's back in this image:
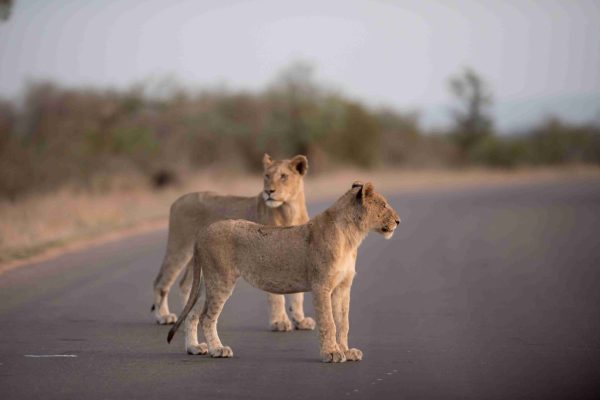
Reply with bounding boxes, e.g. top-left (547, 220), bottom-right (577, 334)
top-left (199, 219), bottom-right (308, 266)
